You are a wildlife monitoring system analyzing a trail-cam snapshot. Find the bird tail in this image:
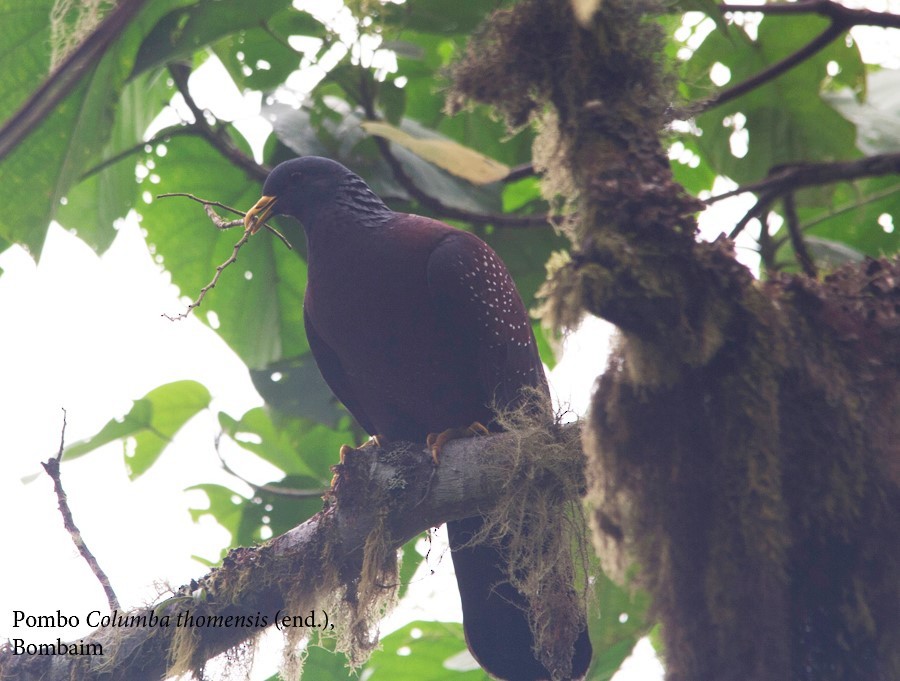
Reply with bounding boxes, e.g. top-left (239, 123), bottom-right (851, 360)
top-left (448, 516), bottom-right (593, 681)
